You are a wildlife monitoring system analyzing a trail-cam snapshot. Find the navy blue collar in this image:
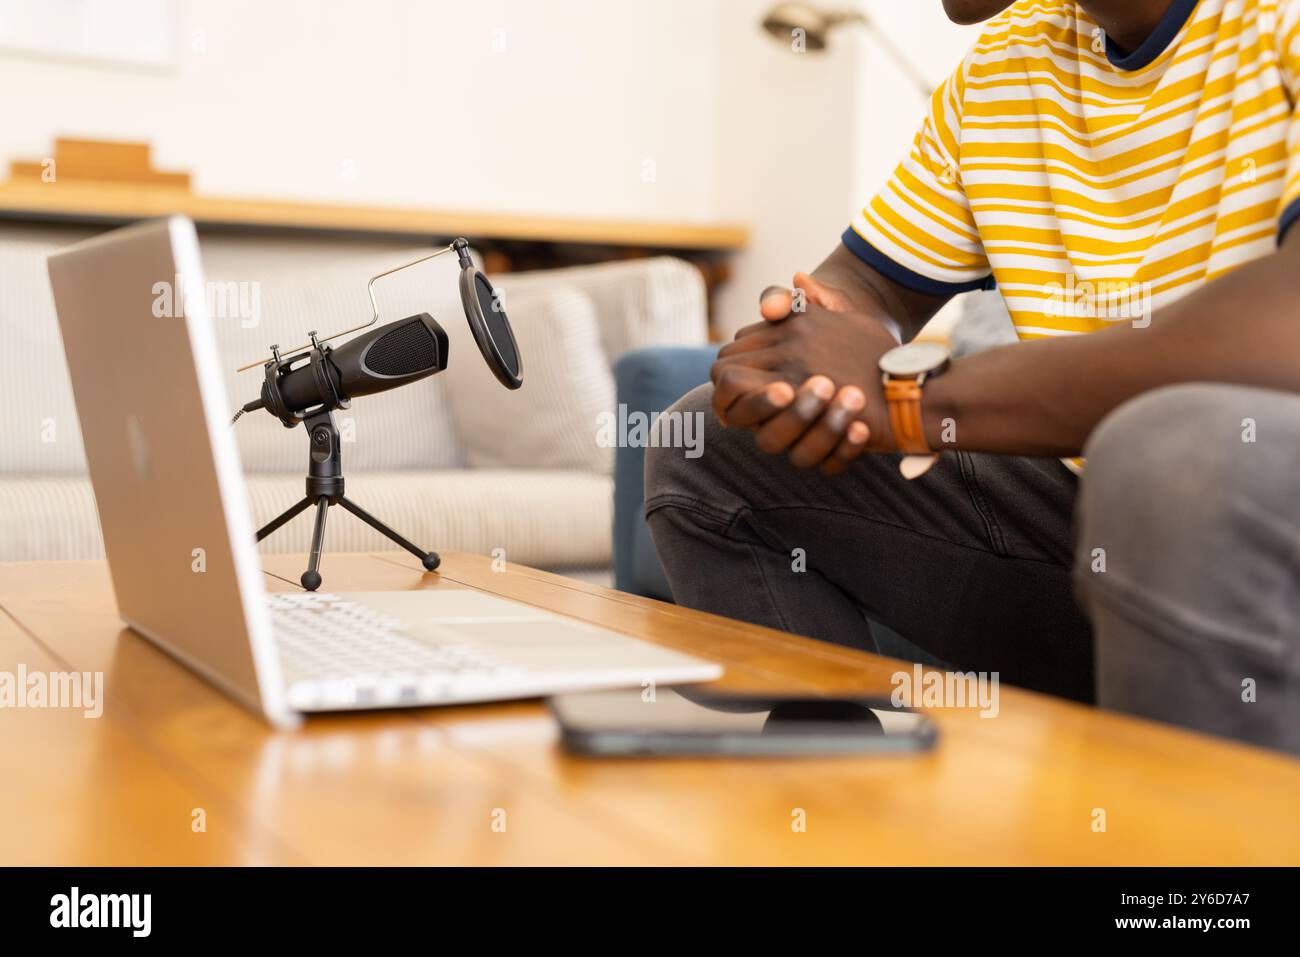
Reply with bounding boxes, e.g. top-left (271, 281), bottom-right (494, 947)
top-left (1105, 0), bottom-right (1200, 71)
